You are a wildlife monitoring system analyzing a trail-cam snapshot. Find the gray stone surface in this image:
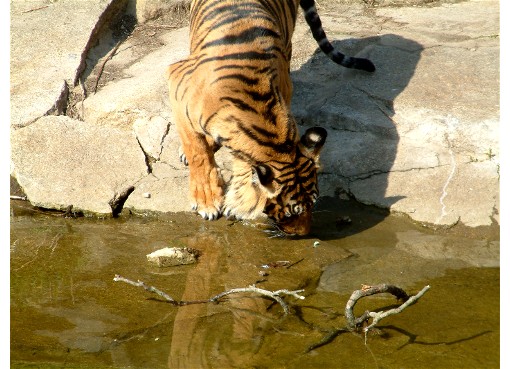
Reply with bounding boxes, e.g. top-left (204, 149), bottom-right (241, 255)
top-left (291, 1), bottom-right (500, 227)
top-left (10, 0), bottom-right (128, 128)
top-left (318, 228), bottom-right (499, 294)
top-left (10, 115), bottom-right (147, 215)
top-left (10, 0), bottom-right (500, 226)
